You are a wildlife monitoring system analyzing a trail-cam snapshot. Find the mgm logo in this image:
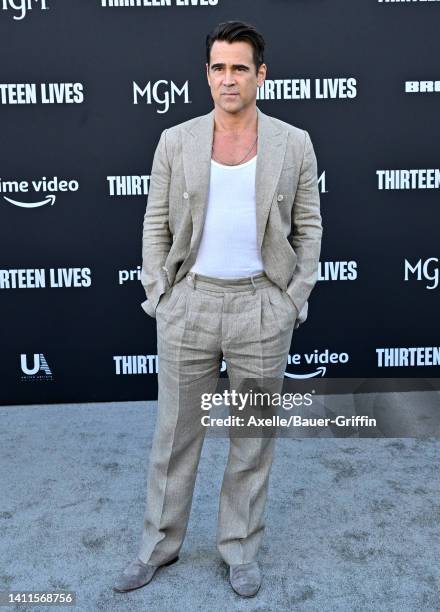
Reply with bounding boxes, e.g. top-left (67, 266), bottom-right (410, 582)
top-left (2, 0), bottom-right (49, 20)
top-left (133, 80), bottom-right (191, 114)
